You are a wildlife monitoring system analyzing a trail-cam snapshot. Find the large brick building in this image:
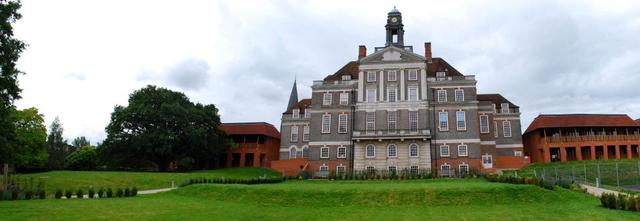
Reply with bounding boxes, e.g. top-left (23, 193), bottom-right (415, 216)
top-left (523, 114), bottom-right (640, 163)
top-left (220, 122), bottom-right (281, 168)
top-left (278, 8), bottom-right (528, 177)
